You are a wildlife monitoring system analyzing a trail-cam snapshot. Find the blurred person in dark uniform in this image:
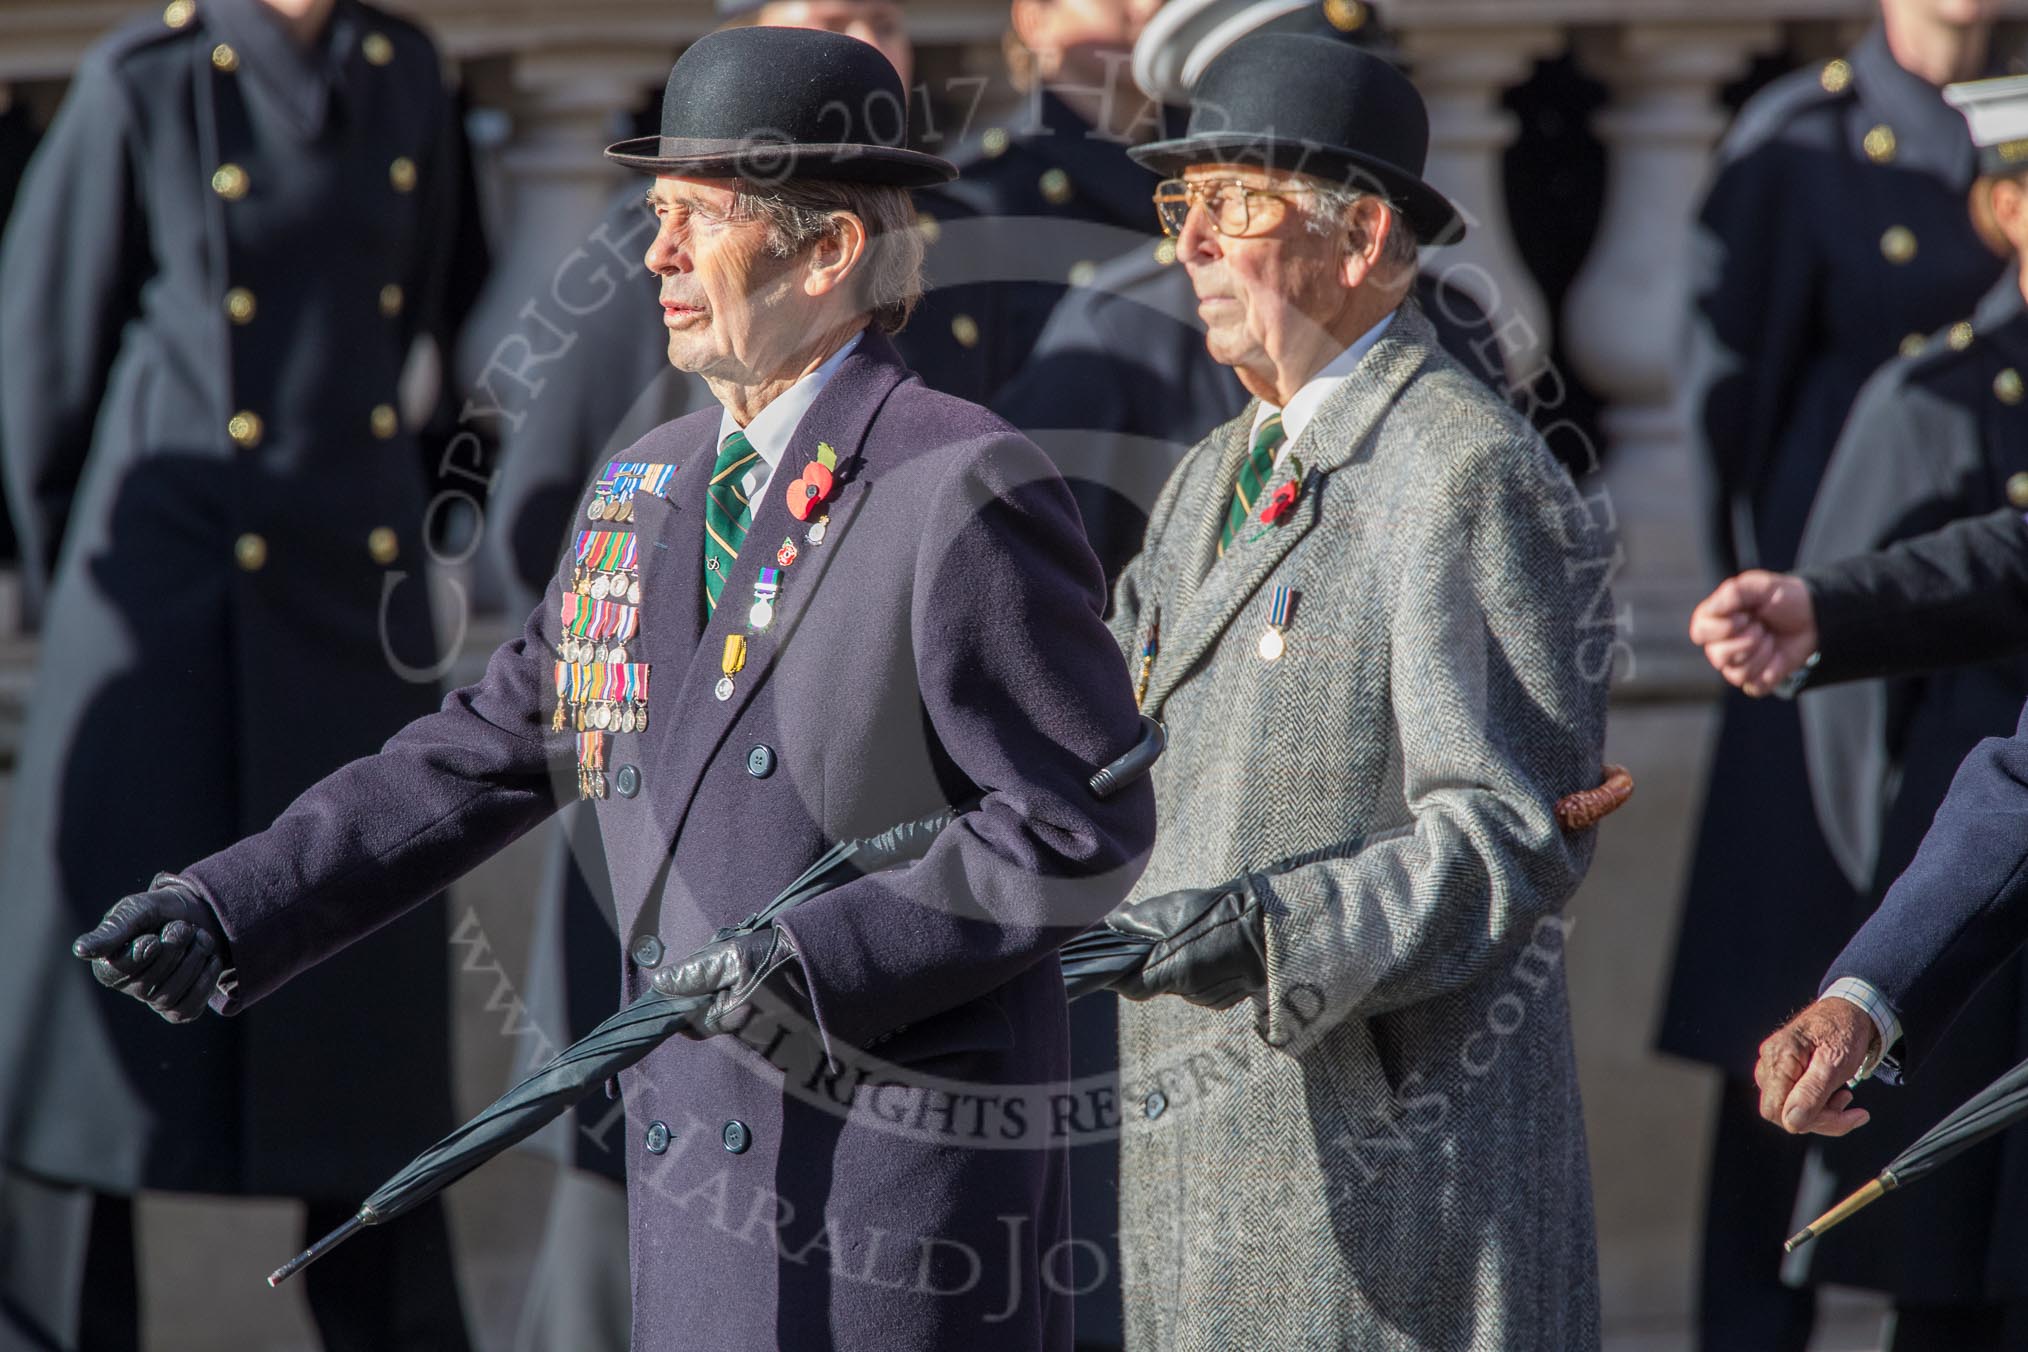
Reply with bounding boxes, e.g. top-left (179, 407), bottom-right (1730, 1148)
top-left (1774, 73), bottom-right (2028, 1348)
top-left (0, 1), bottom-right (474, 1348)
top-left (1661, 5), bottom-right (2010, 1347)
top-left (991, 0), bottom-right (1507, 583)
